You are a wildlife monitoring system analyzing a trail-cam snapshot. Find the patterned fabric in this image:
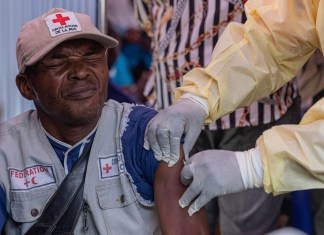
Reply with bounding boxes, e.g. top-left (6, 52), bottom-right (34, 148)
top-left (134, 0), bottom-right (298, 130)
